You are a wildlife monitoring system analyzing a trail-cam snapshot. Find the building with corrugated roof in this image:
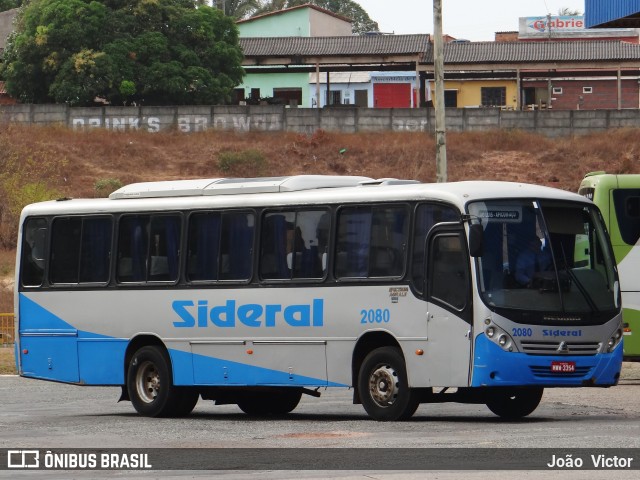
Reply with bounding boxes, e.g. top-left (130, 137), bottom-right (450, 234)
top-left (236, 4), bottom-right (355, 107)
top-left (237, 5), bottom-right (427, 108)
top-left (241, 36), bottom-right (640, 110)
